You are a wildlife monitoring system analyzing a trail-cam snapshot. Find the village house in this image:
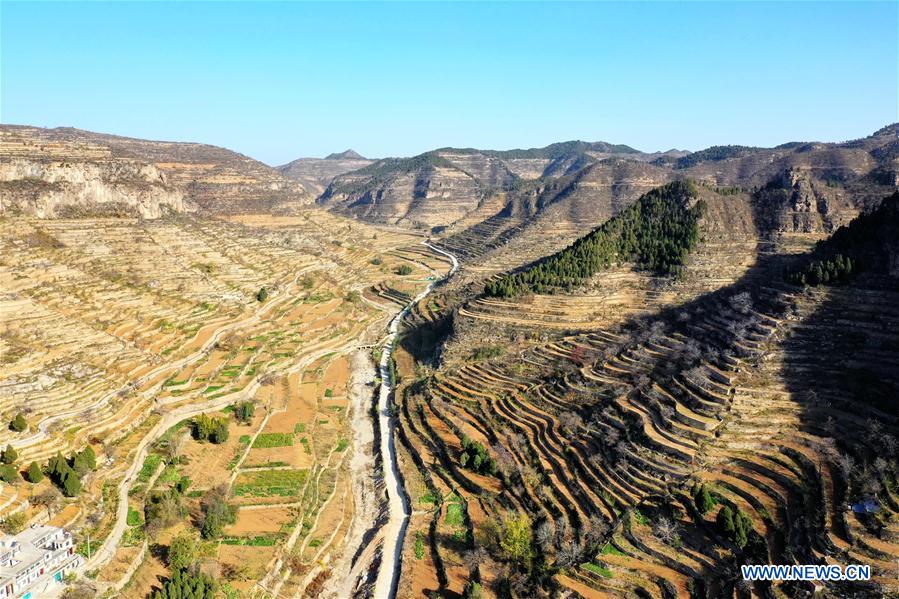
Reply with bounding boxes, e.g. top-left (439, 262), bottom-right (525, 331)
top-left (0, 525), bottom-right (82, 599)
